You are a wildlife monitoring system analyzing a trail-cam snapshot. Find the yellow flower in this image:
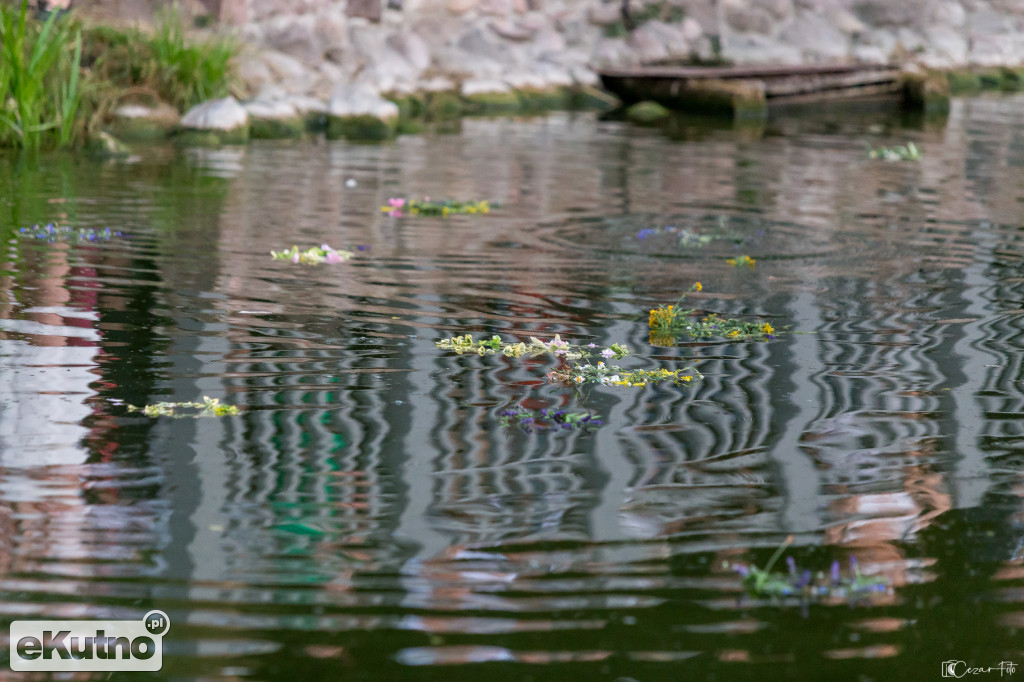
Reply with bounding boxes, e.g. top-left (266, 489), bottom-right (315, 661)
top-left (694, 282), bottom-right (702, 291)
top-left (680, 375), bottom-right (692, 382)
top-left (727, 330), bottom-right (740, 337)
top-left (761, 322), bottom-right (774, 335)
top-left (726, 258), bottom-right (736, 266)
top-left (649, 305), bottom-right (676, 329)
